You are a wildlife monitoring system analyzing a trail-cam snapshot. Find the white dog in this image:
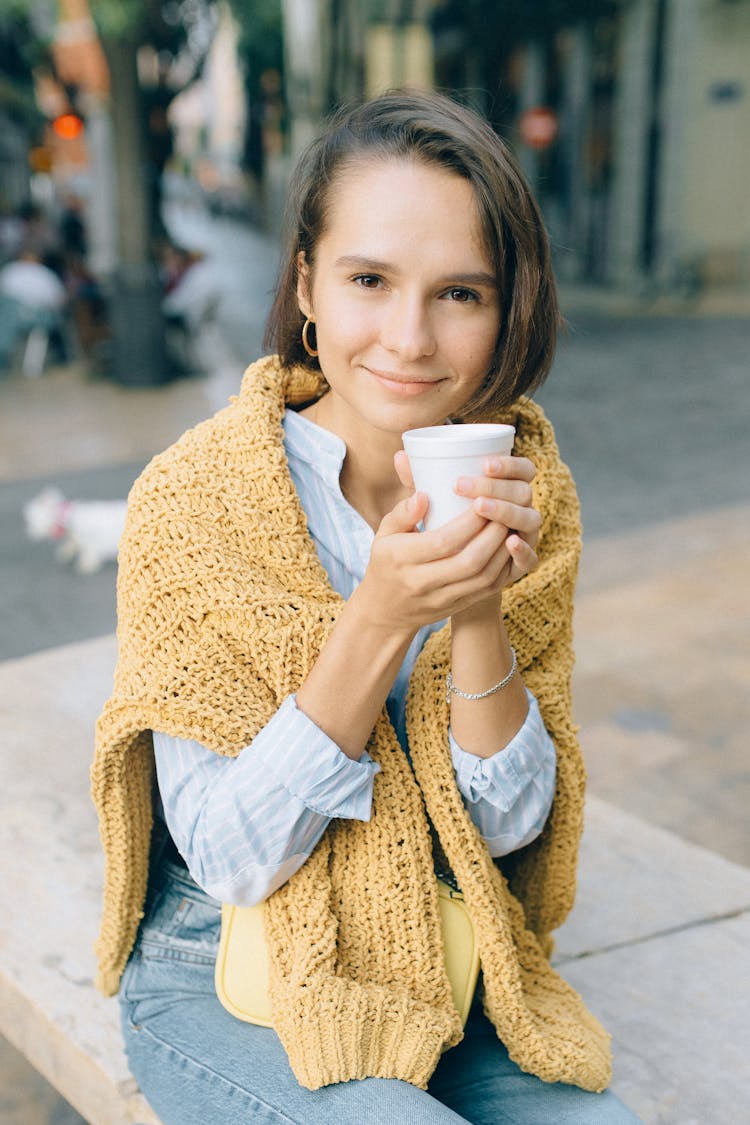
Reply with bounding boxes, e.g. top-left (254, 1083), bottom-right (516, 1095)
top-left (23, 486), bottom-right (128, 574)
